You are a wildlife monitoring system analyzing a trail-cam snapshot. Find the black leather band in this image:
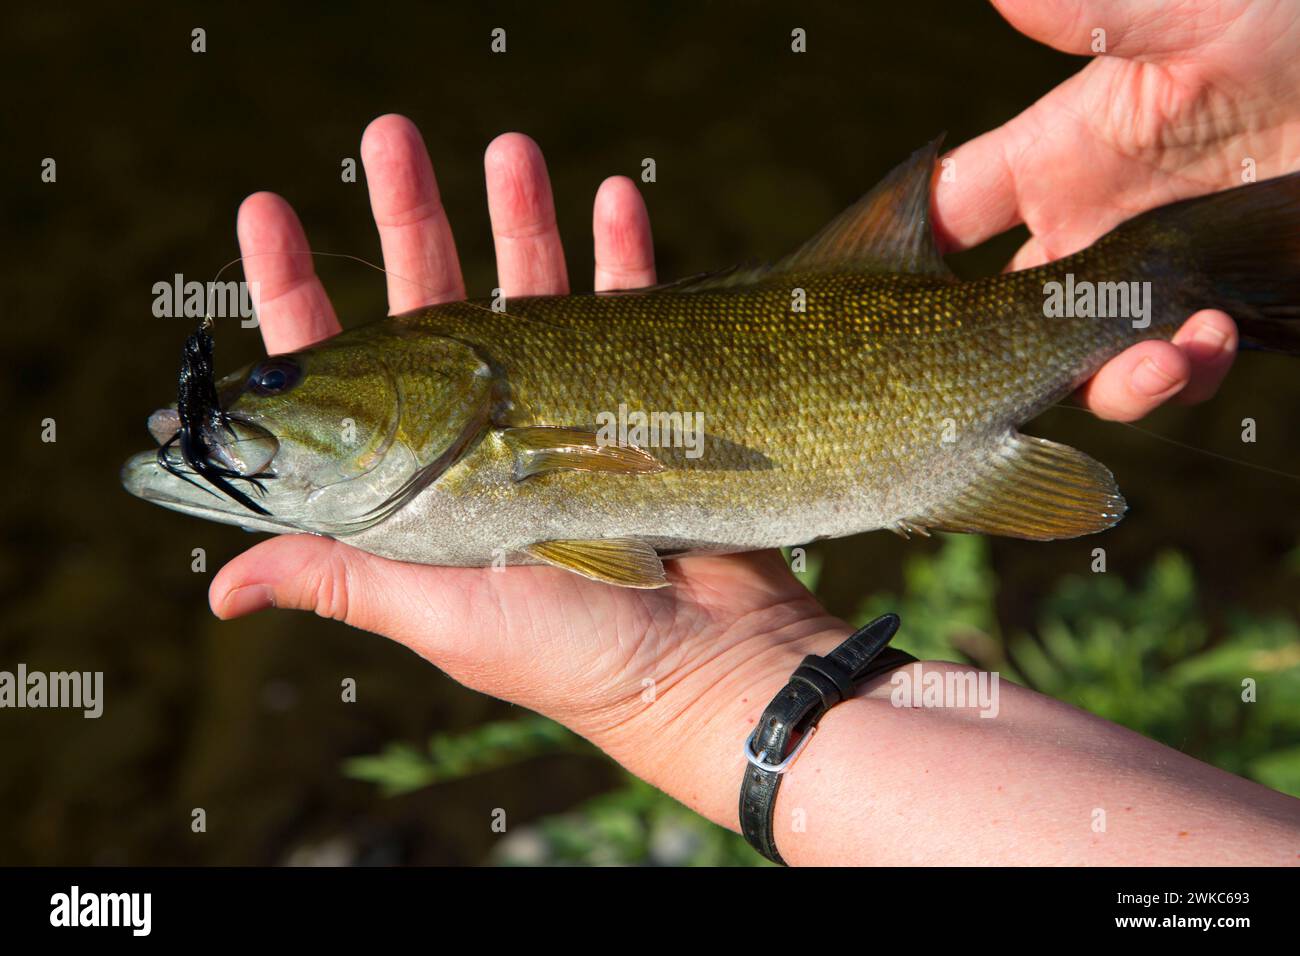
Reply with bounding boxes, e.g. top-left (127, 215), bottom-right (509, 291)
top-left (738, 613), bottom-right (915, 865)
